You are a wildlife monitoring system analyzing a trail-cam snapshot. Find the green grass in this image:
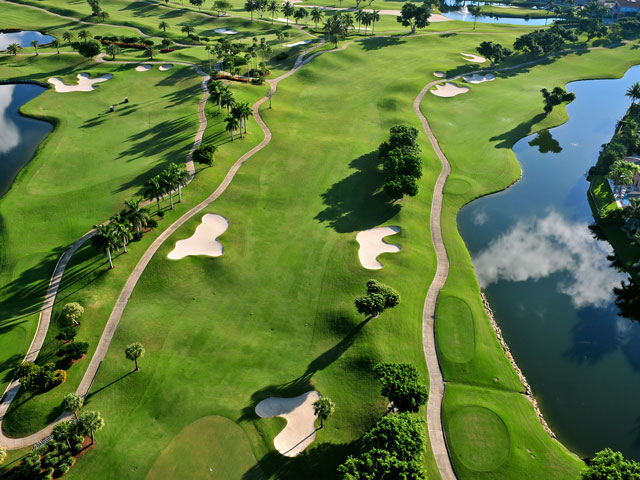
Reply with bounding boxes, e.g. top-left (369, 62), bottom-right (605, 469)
top-left (145, 415), bottom-right (265, 479)
top-left (589, 175), bottom-right (618, 216)
top-left (480, 5), bottom-right (554, 19)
